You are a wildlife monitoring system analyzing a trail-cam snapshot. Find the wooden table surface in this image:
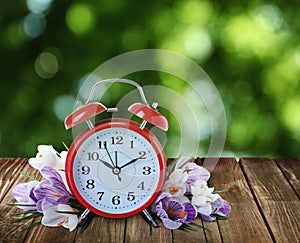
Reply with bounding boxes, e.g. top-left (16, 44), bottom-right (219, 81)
top-left (0, 158), bottom-right (299, 243)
